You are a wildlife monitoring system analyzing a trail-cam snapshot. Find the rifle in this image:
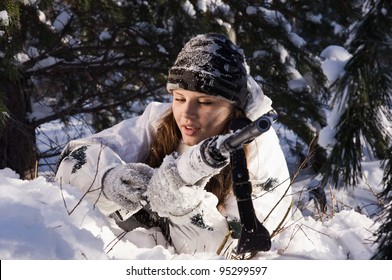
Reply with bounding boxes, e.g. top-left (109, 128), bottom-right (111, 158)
top-left (208, 111), bottom-right (277, 254)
